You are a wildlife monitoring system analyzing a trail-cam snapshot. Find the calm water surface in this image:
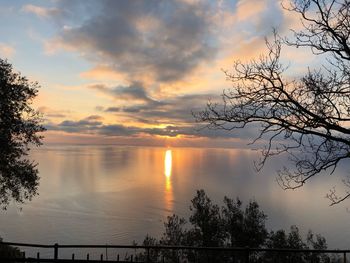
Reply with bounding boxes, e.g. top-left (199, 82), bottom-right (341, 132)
top-left (0, 145), bottom-right (350, 256)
